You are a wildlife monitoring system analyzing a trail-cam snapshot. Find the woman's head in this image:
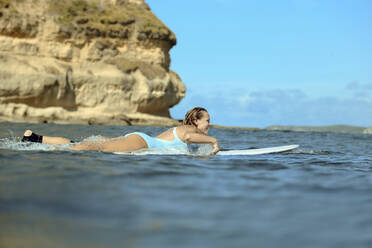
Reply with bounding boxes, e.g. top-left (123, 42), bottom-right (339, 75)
top-left (183, 107), bottom-right (210, 134)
